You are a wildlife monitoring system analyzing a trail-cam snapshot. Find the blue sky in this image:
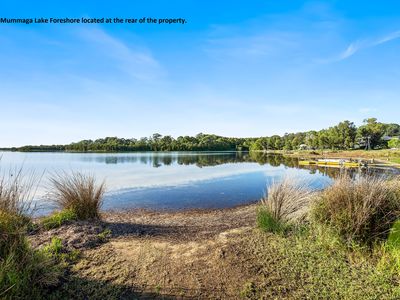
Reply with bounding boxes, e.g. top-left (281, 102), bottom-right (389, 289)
top-left (0, 1), bottom-right (399, 147)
